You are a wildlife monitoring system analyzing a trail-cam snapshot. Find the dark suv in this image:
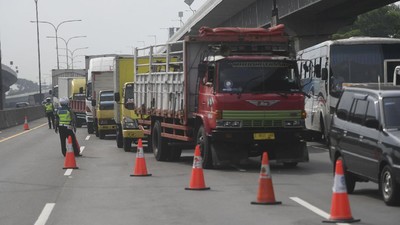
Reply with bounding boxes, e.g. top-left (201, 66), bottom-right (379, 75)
top-left (329, 83), bottom-right (400, 206)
